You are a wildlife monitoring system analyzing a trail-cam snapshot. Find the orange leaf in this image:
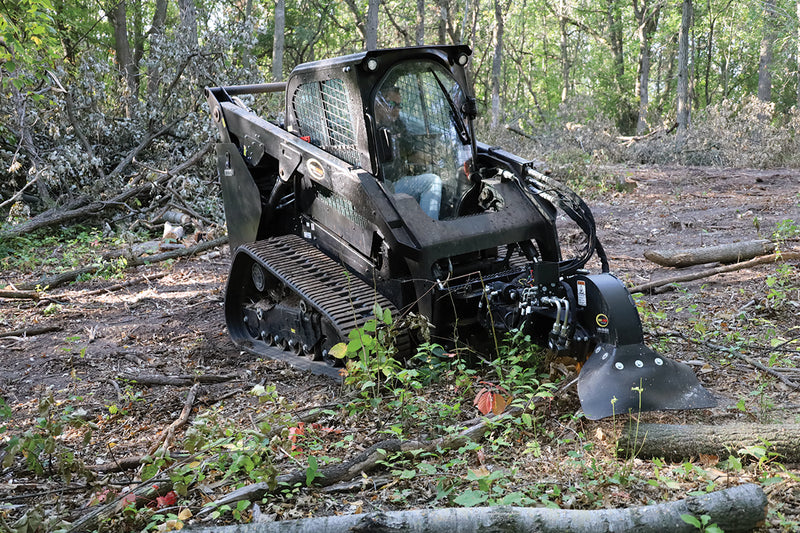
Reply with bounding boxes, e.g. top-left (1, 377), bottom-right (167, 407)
top-left (491, 393), bottom-right (508, 415)
top-left (474, 387), bottom-right (494, 415)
